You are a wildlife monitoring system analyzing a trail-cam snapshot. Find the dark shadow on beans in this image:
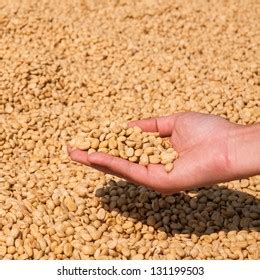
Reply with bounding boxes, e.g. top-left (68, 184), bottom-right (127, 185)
top-left (95, 179), bottom-right (260, 236)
